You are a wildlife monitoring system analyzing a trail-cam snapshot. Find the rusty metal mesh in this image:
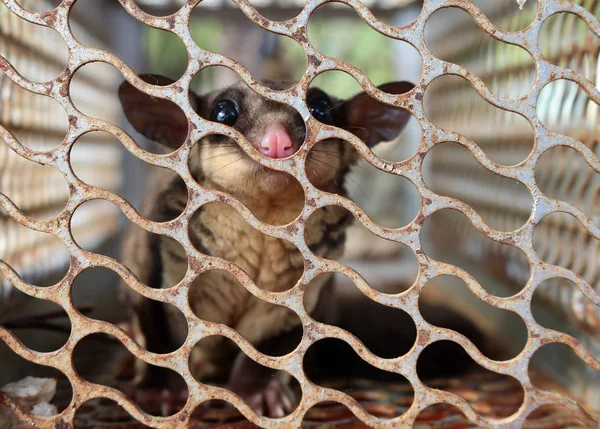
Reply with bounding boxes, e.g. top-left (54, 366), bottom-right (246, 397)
top-left (427, 0), bottom-right (600, 336)
top-left (0, 0), bottom-right (599, 427)
top-left (425, 0), bottom-right (600, 408)
top-left (137, 0), bottom-right (417, 10)
top-left (0, 0), bottom-right (121, 302)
